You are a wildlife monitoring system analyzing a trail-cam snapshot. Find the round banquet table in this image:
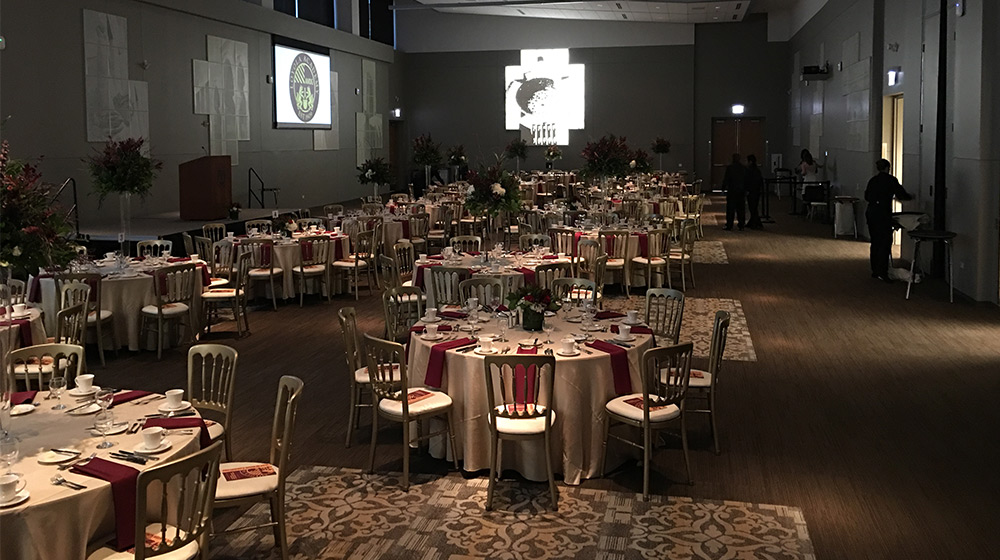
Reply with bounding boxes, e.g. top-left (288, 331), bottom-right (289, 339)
top-left (231, 232), bottom-right (352, 300)
top-left (407, 310), bottom-right (653, 485)
top-left (415, 254), bottom-right (573, 309)
top-left (0, 394), bottom-right (202, 560)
